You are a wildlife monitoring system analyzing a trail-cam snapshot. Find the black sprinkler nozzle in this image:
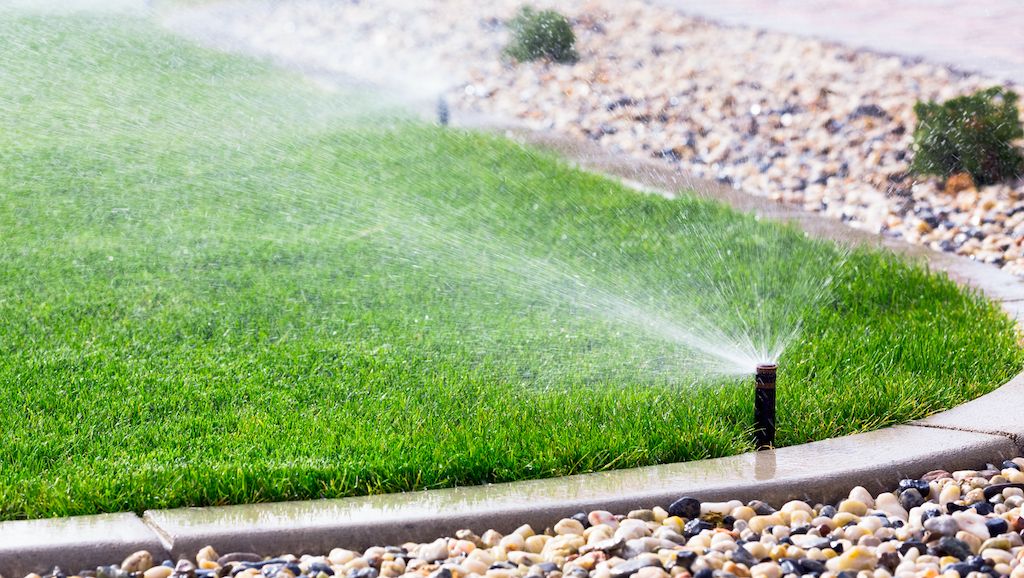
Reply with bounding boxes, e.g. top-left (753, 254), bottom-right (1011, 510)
top-left (437, 96), bottom-right (450, 126)
top-left (754, 363), bottom-right (777, 450)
